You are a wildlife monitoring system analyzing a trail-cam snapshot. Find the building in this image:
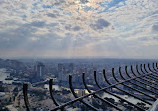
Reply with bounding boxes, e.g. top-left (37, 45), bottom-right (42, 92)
top-left (34, 62), bottom-right (45, 81)
top-left (58, 71), bottom-right (68, 82)
top-left (77, 89), bottom-right (86, 97)
top-left (68, 63), bottom-right (74, 73)
top-left (58, 63), bottom-right (64, 72)
top-left (96, 72), bottom-right (104, 85)
top-left (57, 63), bottom-right (69, 83)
